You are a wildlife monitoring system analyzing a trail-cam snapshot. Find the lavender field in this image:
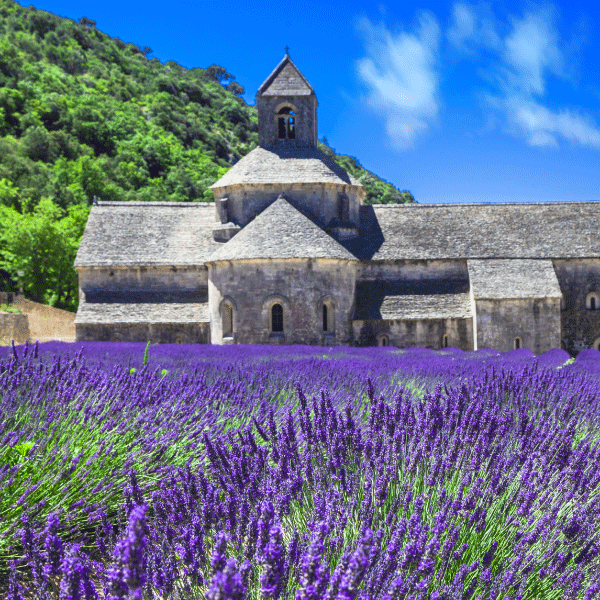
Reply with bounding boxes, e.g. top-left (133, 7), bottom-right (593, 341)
top-left (1, 341), bottom-right (600, 599)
